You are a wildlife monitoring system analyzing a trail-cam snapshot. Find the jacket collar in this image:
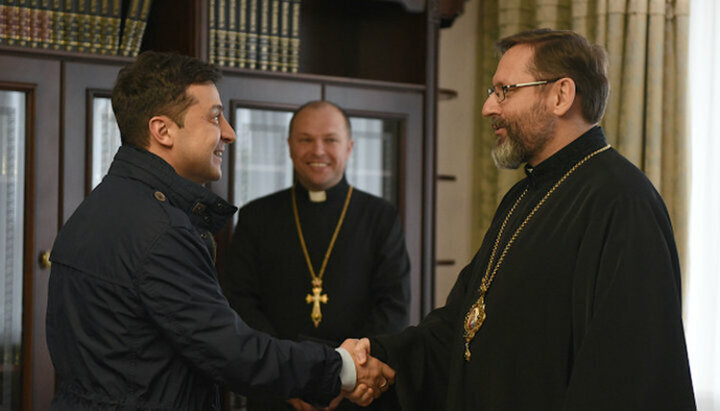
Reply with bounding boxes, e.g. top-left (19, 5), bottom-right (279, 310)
top-left (524, 126), bottom-right (608, 187)
top-left (108, 145), bottom-right (237, 233)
